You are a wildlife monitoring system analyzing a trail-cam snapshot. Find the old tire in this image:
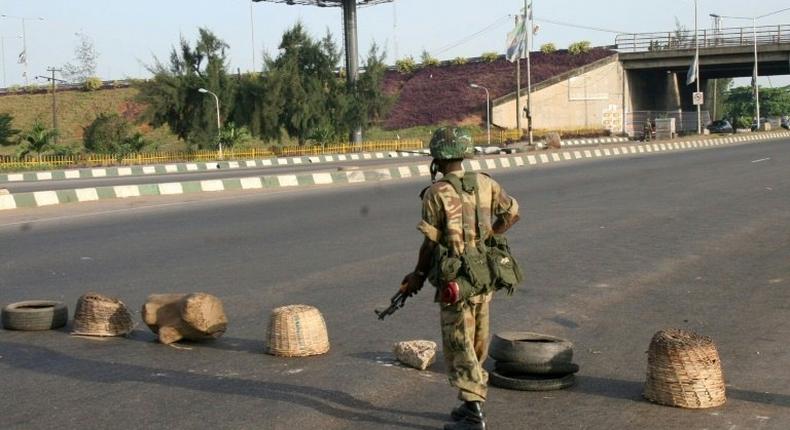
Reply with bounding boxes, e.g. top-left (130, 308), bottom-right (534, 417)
top-left (1, 301), bottom-right (68, 331)
top-left (495, 360), bottom-right (579, 376)
top-left (488, 331), bottom-right (573, 365)
top-left (489, 369), bottom-right (575, 391)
